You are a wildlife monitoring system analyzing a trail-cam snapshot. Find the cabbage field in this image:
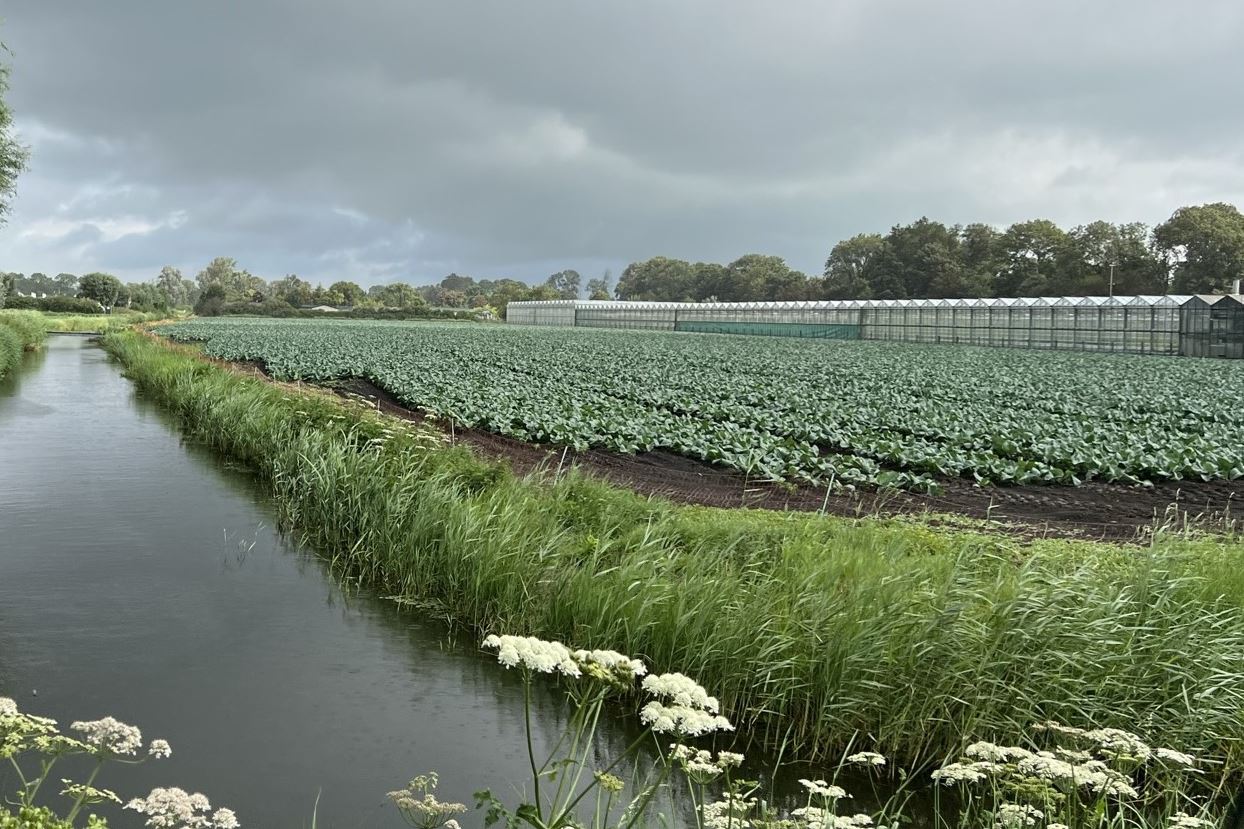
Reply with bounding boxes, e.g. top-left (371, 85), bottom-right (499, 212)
top-left (156, 317), bottom-right (1244, 492)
